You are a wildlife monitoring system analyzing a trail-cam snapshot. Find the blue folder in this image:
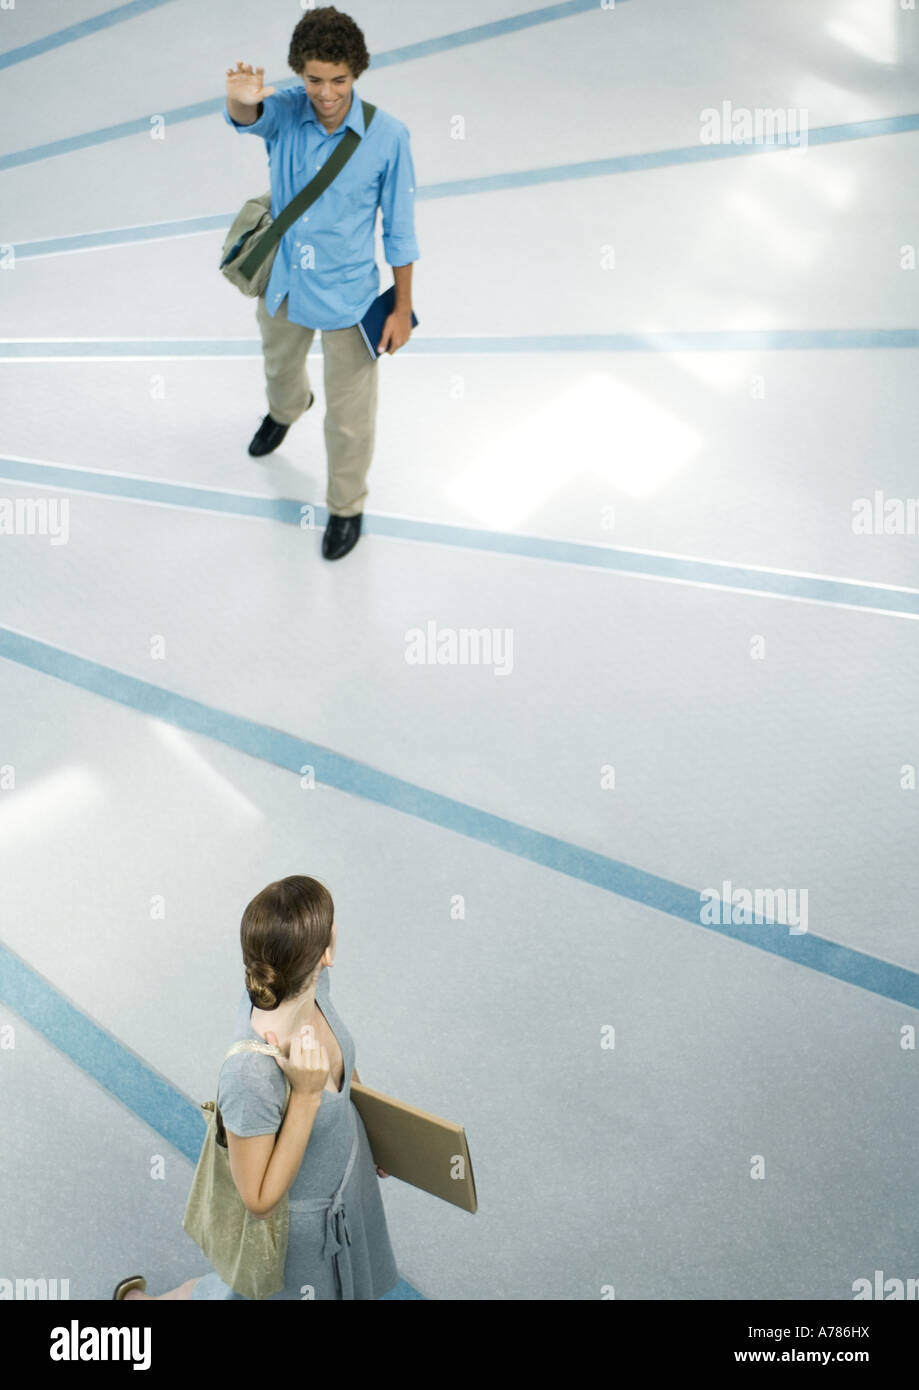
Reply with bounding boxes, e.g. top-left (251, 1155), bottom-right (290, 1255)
top-left (358, 285), bottom-right (419, 359)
